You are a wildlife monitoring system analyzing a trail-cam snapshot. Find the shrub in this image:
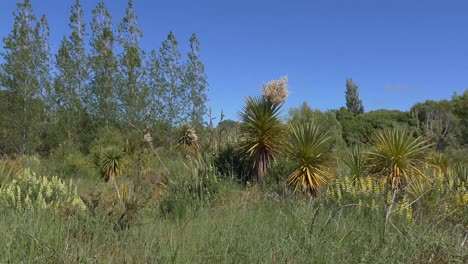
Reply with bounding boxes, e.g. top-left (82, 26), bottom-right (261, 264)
top-left (159, 153), bottom-right (221, 219)
top-left (45, 141), bottom-right (92, 178)
top-left (214, 142), bottom-right (250, 182)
